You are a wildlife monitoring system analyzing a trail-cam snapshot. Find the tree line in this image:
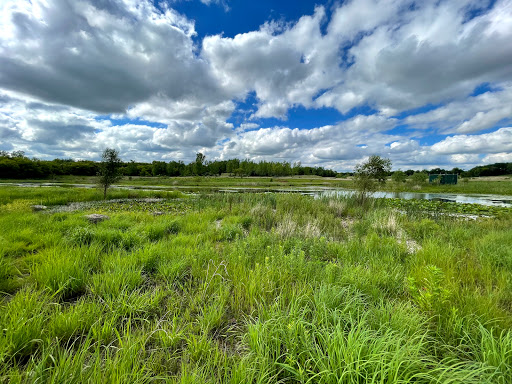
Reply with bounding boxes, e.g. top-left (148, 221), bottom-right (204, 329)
top-left (461, 163), bottom-right (512, 177)
top-left (397, 164), bottom-right (512, 178)
top-left (0, 151), bottom-right (337, 178)
top-left (1, 150), bottom-right (511, 179)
